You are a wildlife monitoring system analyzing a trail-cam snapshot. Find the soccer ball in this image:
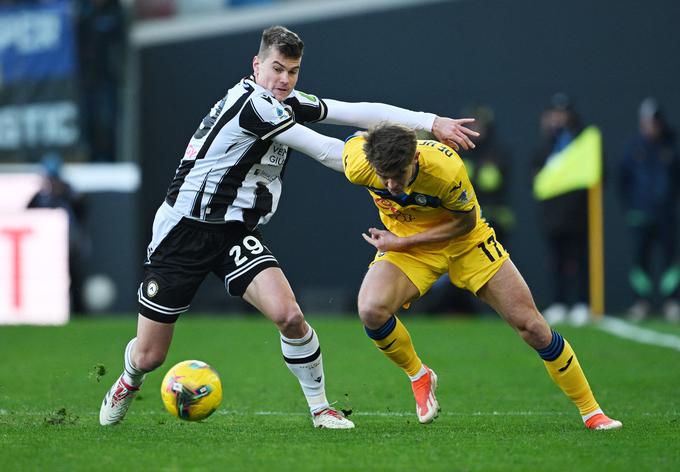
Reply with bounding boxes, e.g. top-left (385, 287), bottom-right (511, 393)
top-left (160, 360), bottom-right (222, 421)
